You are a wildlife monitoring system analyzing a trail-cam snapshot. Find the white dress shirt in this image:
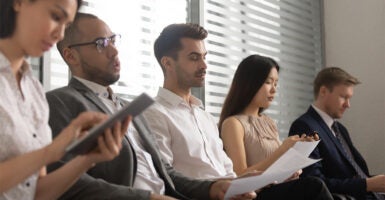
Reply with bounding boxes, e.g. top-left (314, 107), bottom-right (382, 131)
top-left (311, 104), bottom-right (337, 136)
top-left (0, 52), bottom-right (51, 200)
top-left (74, 77), bottom-right (165, 194)
top-left (143, 87), bottom-right (236, 179)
